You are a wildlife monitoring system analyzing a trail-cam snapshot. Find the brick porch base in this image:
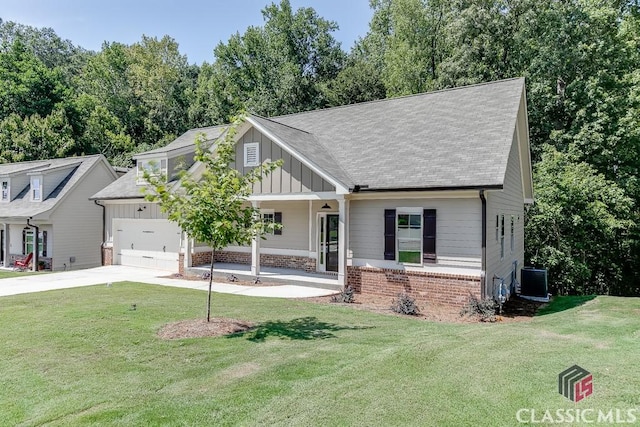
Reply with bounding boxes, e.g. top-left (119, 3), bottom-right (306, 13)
top-left (347, 266), bottom-right (481, 308)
